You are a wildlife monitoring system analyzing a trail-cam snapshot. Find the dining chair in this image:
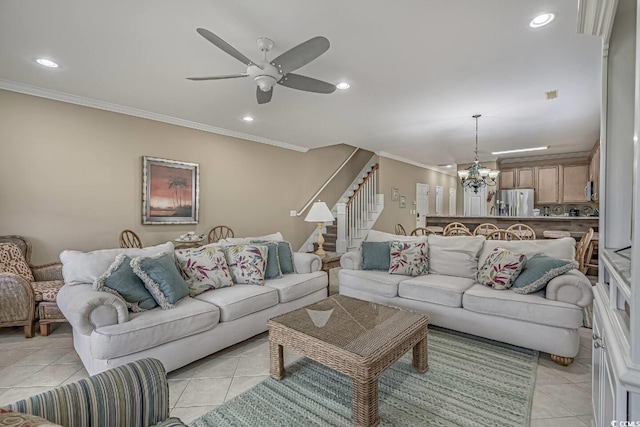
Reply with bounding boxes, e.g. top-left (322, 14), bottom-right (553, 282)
top-left (444, 227), bottom-right (473, 236)
top-left (473, 223), bottom-right (499, 236)
top-left (395, 224), bottom-right (407, 236)
top-left (208, 225), bottom-right (235, 243)
top-left (485, 229), bottom-right (522, 241)
top-left (410, 227), bottom-right (433, 236)
top-left (576, 228), bottom-right (595, 274)
top-left (506, 223), bottom-right (536, 240)
top-left (443, 222), bottom-right (469, 235)
top-left (119, 229), bottom-right (142, 248)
